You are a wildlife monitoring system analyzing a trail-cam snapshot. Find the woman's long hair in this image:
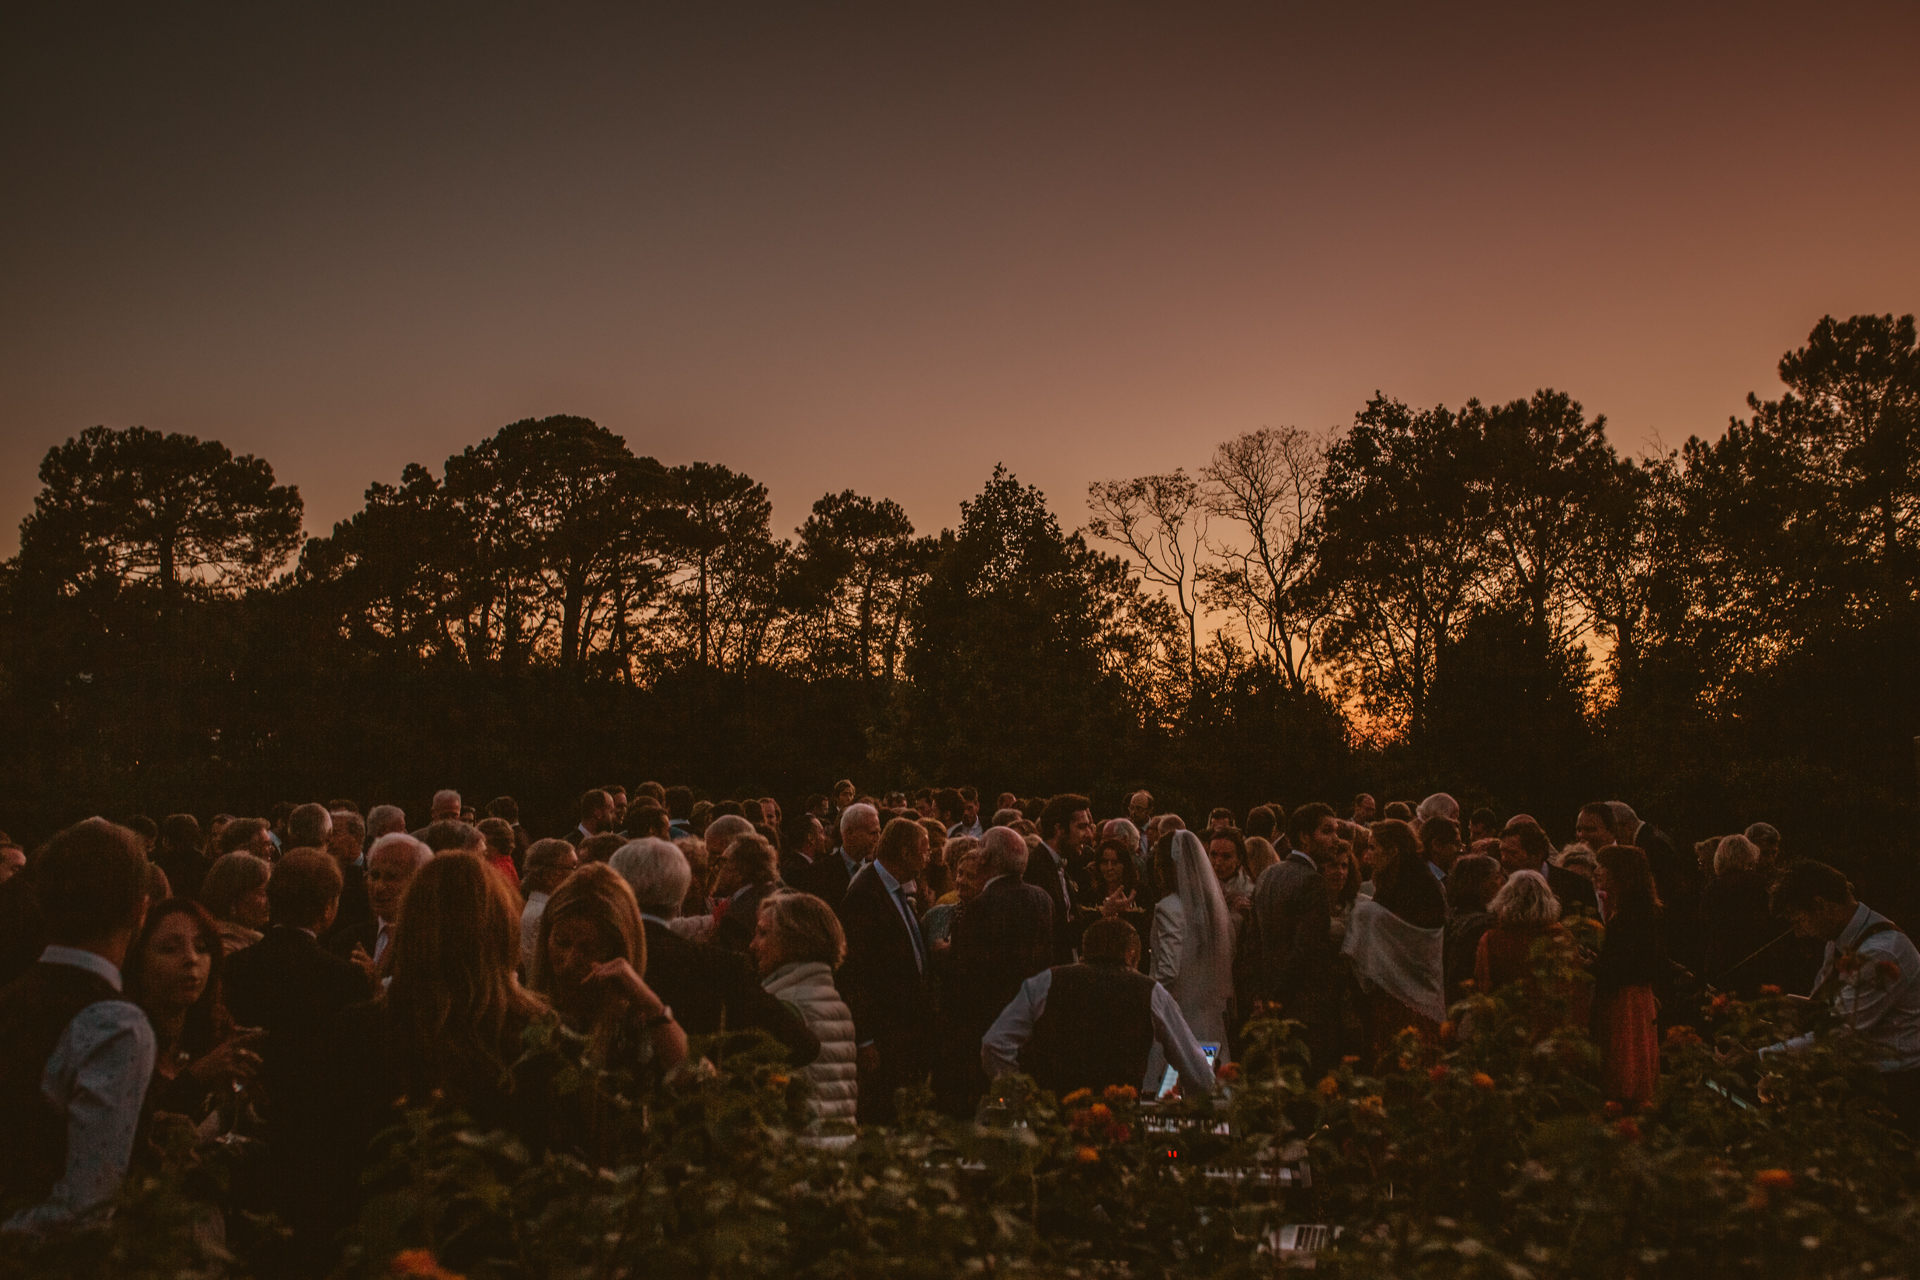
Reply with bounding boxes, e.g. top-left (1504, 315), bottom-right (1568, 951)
top-left (125, 898), bottom-right (230, 1060)
top-left (1368, 819), bottom-right (1419, 897)
top-left (1595, 844), bottom-right (1662, 915)
top-left (385, 853), bottom-right (550, 1098)
top-left (1168, 829), bottom-right (1233, 995)
top-left (531, 863), bottom-right (648, 1063)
